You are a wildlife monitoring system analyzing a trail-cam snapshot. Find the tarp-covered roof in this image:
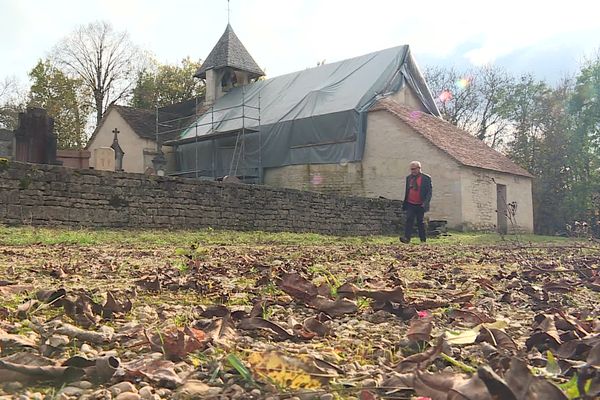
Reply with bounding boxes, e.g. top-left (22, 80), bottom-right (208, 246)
top-left (194, 24), bottom-right (264, 79)
top-left (174, 46), bottom-right (439, 176)
top-left (371, 98), bottom-right (533, 177)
